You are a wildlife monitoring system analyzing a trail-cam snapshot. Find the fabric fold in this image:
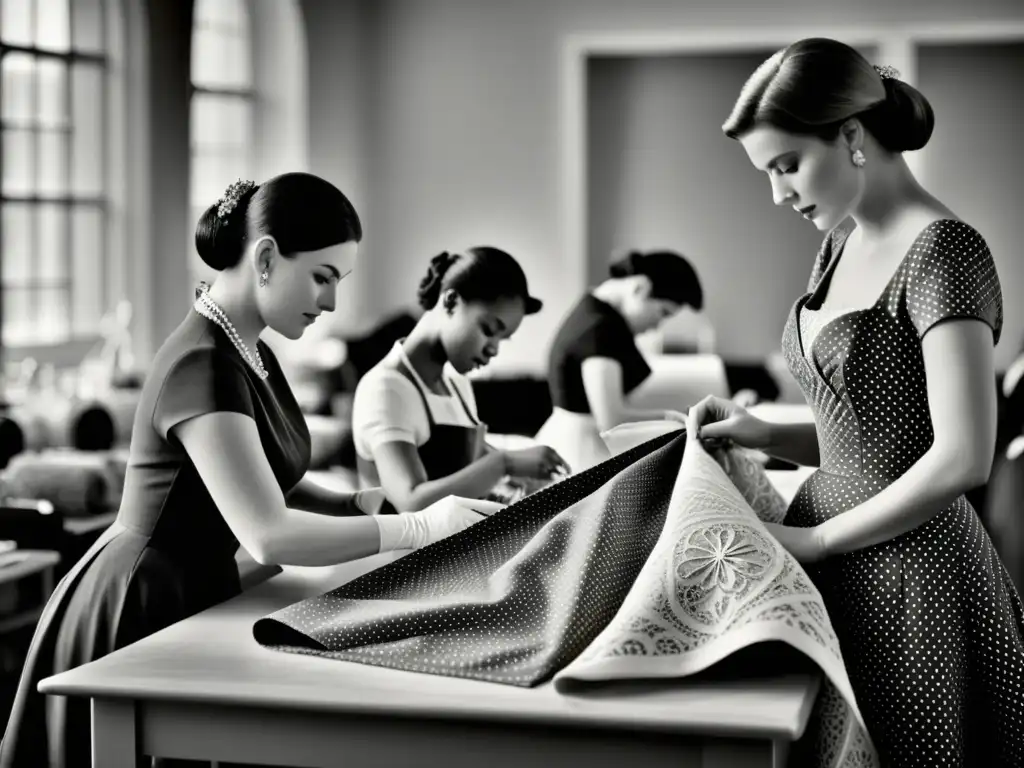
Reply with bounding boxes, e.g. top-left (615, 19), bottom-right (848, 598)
top-left (254, 420), bottom-right (879, 766)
